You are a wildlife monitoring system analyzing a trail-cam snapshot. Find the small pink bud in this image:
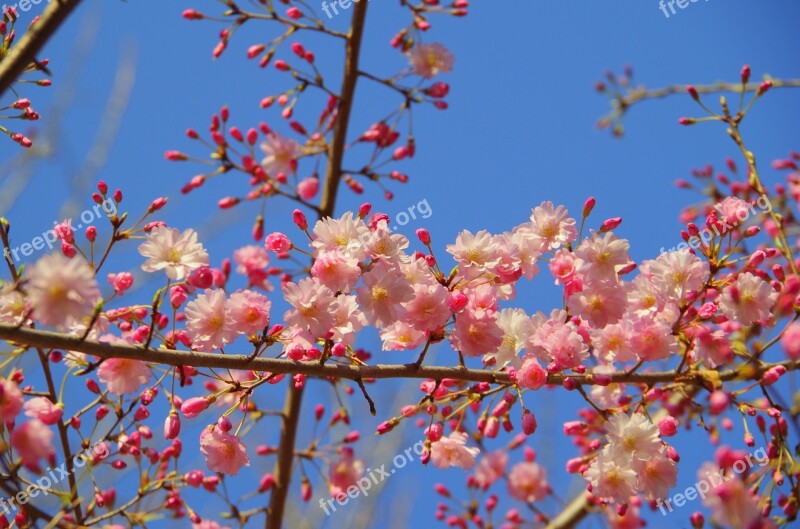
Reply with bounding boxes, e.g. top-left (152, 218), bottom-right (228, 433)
top-left (416, 228), bottom-right (431, 245)
top-left (188, 267), bottom-right (214, 289)
top-left (291, 209), bottom-right (308, 231)
top-left (265, 232), bottom-right (292, 253)
top-left (599, 217), bottom-right (622, 233)
top-left (446, 291), bottom-right (468, 313)
top-left (709, 391), bottom-right (729, 415)
top-left (217, 415), bottom-right (233, 432)
top-left (181, 397), bottom-right (209, 419)
top-left (164, 413), bottom-right (181, 439)
top-left (521, 409), bottom-right (537, 435)
top-left (658, 416), bottom-right (679, 437)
